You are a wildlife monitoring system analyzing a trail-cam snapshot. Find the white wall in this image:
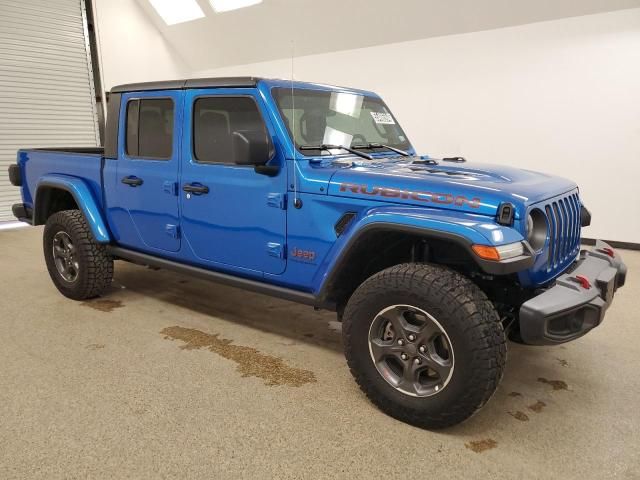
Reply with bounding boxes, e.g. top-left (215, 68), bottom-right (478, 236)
top-left (93, 0), bottom-right (188, 89)
top-left (193, 9), bottom-right (640, 243)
